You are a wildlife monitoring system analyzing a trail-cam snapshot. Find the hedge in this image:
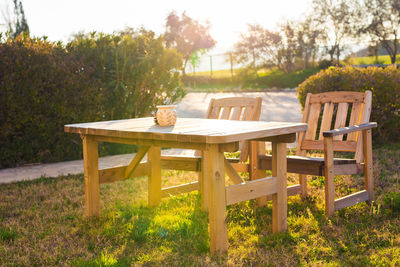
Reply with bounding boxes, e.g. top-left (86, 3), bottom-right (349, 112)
top-left (0, 31), bottom-right (184, 168)
top-left (297, 66), bottom-right (400, 143)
